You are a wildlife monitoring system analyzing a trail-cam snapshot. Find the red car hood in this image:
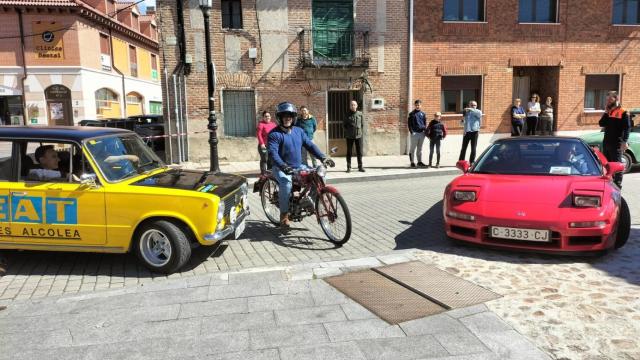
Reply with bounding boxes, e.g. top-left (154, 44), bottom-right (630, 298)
top-left (453, 174), bottom-right (605, 205)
